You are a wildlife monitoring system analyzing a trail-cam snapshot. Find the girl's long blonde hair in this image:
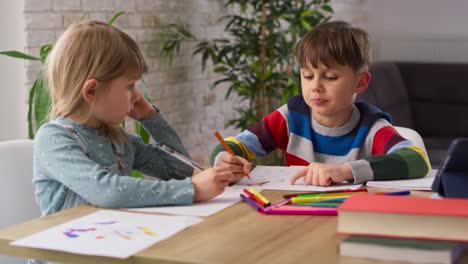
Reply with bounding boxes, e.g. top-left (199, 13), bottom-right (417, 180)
top-left (45, 20), bottom-right (148, 143)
